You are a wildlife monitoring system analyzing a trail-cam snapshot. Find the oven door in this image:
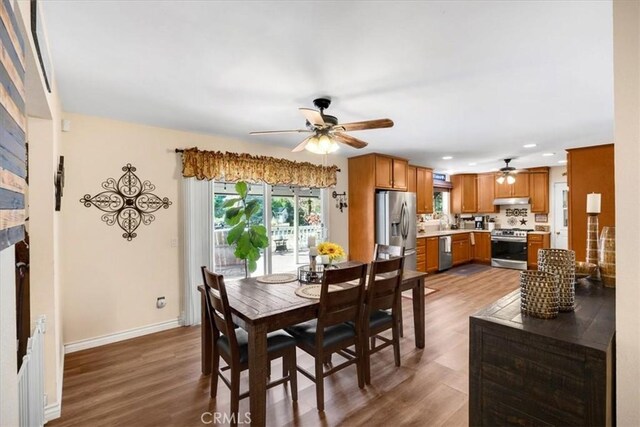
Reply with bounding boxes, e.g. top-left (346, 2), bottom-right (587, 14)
top-left (491, 237), bottom-right (528, 270)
